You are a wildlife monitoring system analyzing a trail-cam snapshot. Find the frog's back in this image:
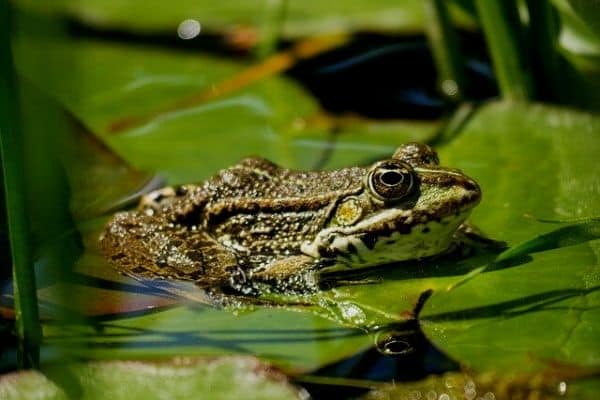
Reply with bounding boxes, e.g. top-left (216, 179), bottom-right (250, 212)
top-left (198, 158), bottom-right (366, 260)
top-left (204, 157), bottom-right (365, 202)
